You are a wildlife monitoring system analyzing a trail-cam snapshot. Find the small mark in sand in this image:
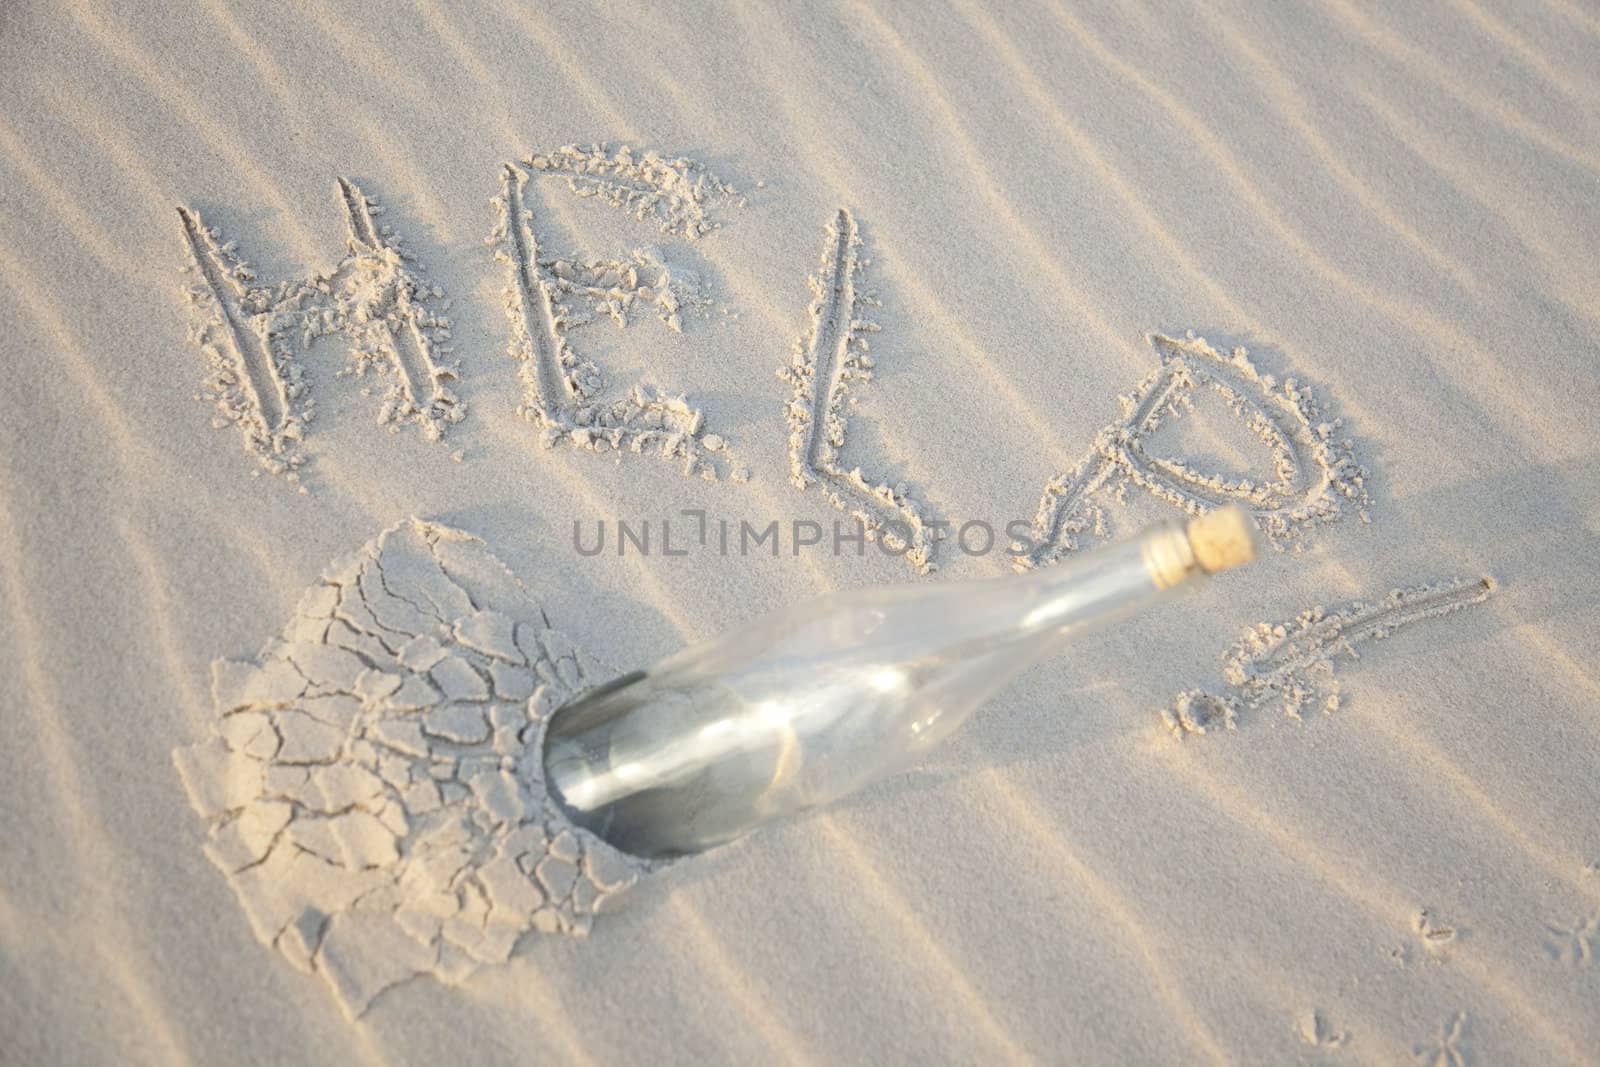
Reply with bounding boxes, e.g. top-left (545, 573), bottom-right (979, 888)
top-left (489, 163), bottom-right (733, 479)
top-left (1414, 908), bottom-right (1458, 950)
top-left (1162, 576), bottom-right (1496, 737)
top-left (1296, 1007), bottom-right (1347, 1049)
top-left (172, 518), bottom-right (653, 1019)
top-left (1413, 1011), bottom-right (1467, 1066)
top-left (1017, 331), bottom-right (1368, 570)
top-left (525, 143), bottom-right (738, 240)
top-left (1543, 911), bottom-right (1598, 964)
top-left (779, 208), bottom-right (934, 573)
